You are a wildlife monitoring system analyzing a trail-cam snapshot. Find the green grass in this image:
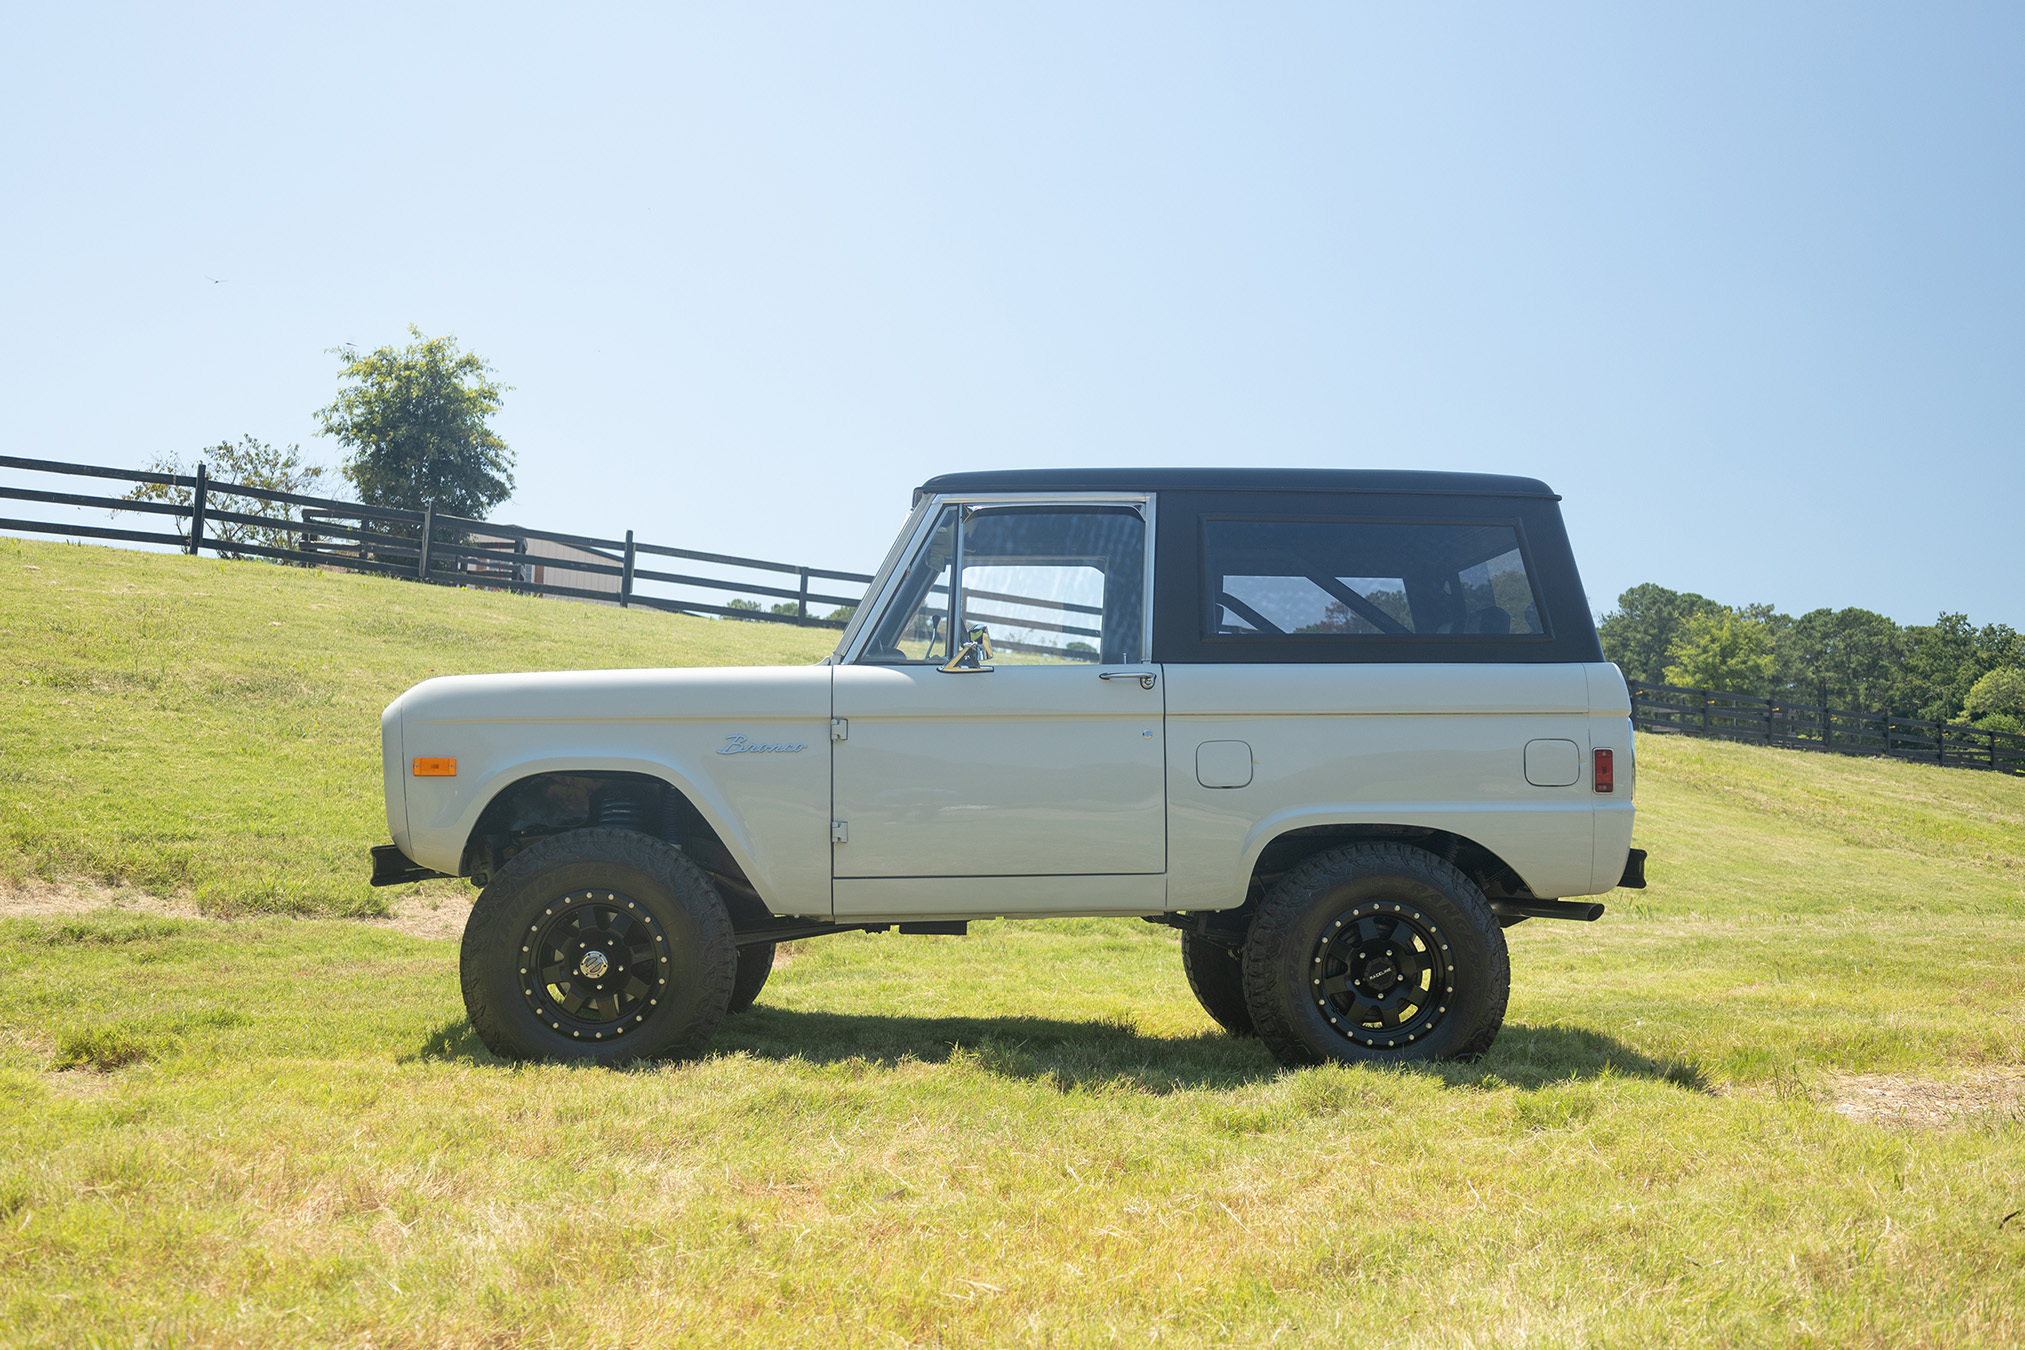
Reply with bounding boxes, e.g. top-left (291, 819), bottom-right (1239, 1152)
top-left (0, 535), bottom-right (834, 915)
top-left (4, 536), bottom-right (2025, 1347)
